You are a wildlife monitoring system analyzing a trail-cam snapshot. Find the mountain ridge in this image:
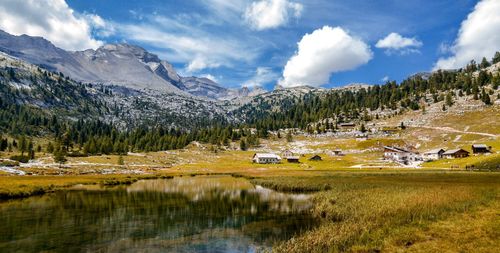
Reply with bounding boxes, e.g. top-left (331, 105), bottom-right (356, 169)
top-left (0, 30), bottom-right (237, 99)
